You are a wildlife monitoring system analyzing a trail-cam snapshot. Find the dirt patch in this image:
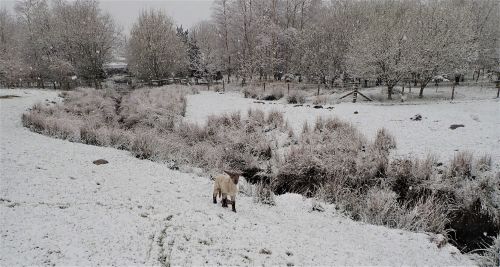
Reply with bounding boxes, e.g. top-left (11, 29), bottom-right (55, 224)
top-left (0, 95), bottom-right (20, 99)
top-left (410, 114), bottom-right (422, 121)
top-left (93, 159), bottom-right (109, 165)
top-left (450, 124), bottom-right (465, 130)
